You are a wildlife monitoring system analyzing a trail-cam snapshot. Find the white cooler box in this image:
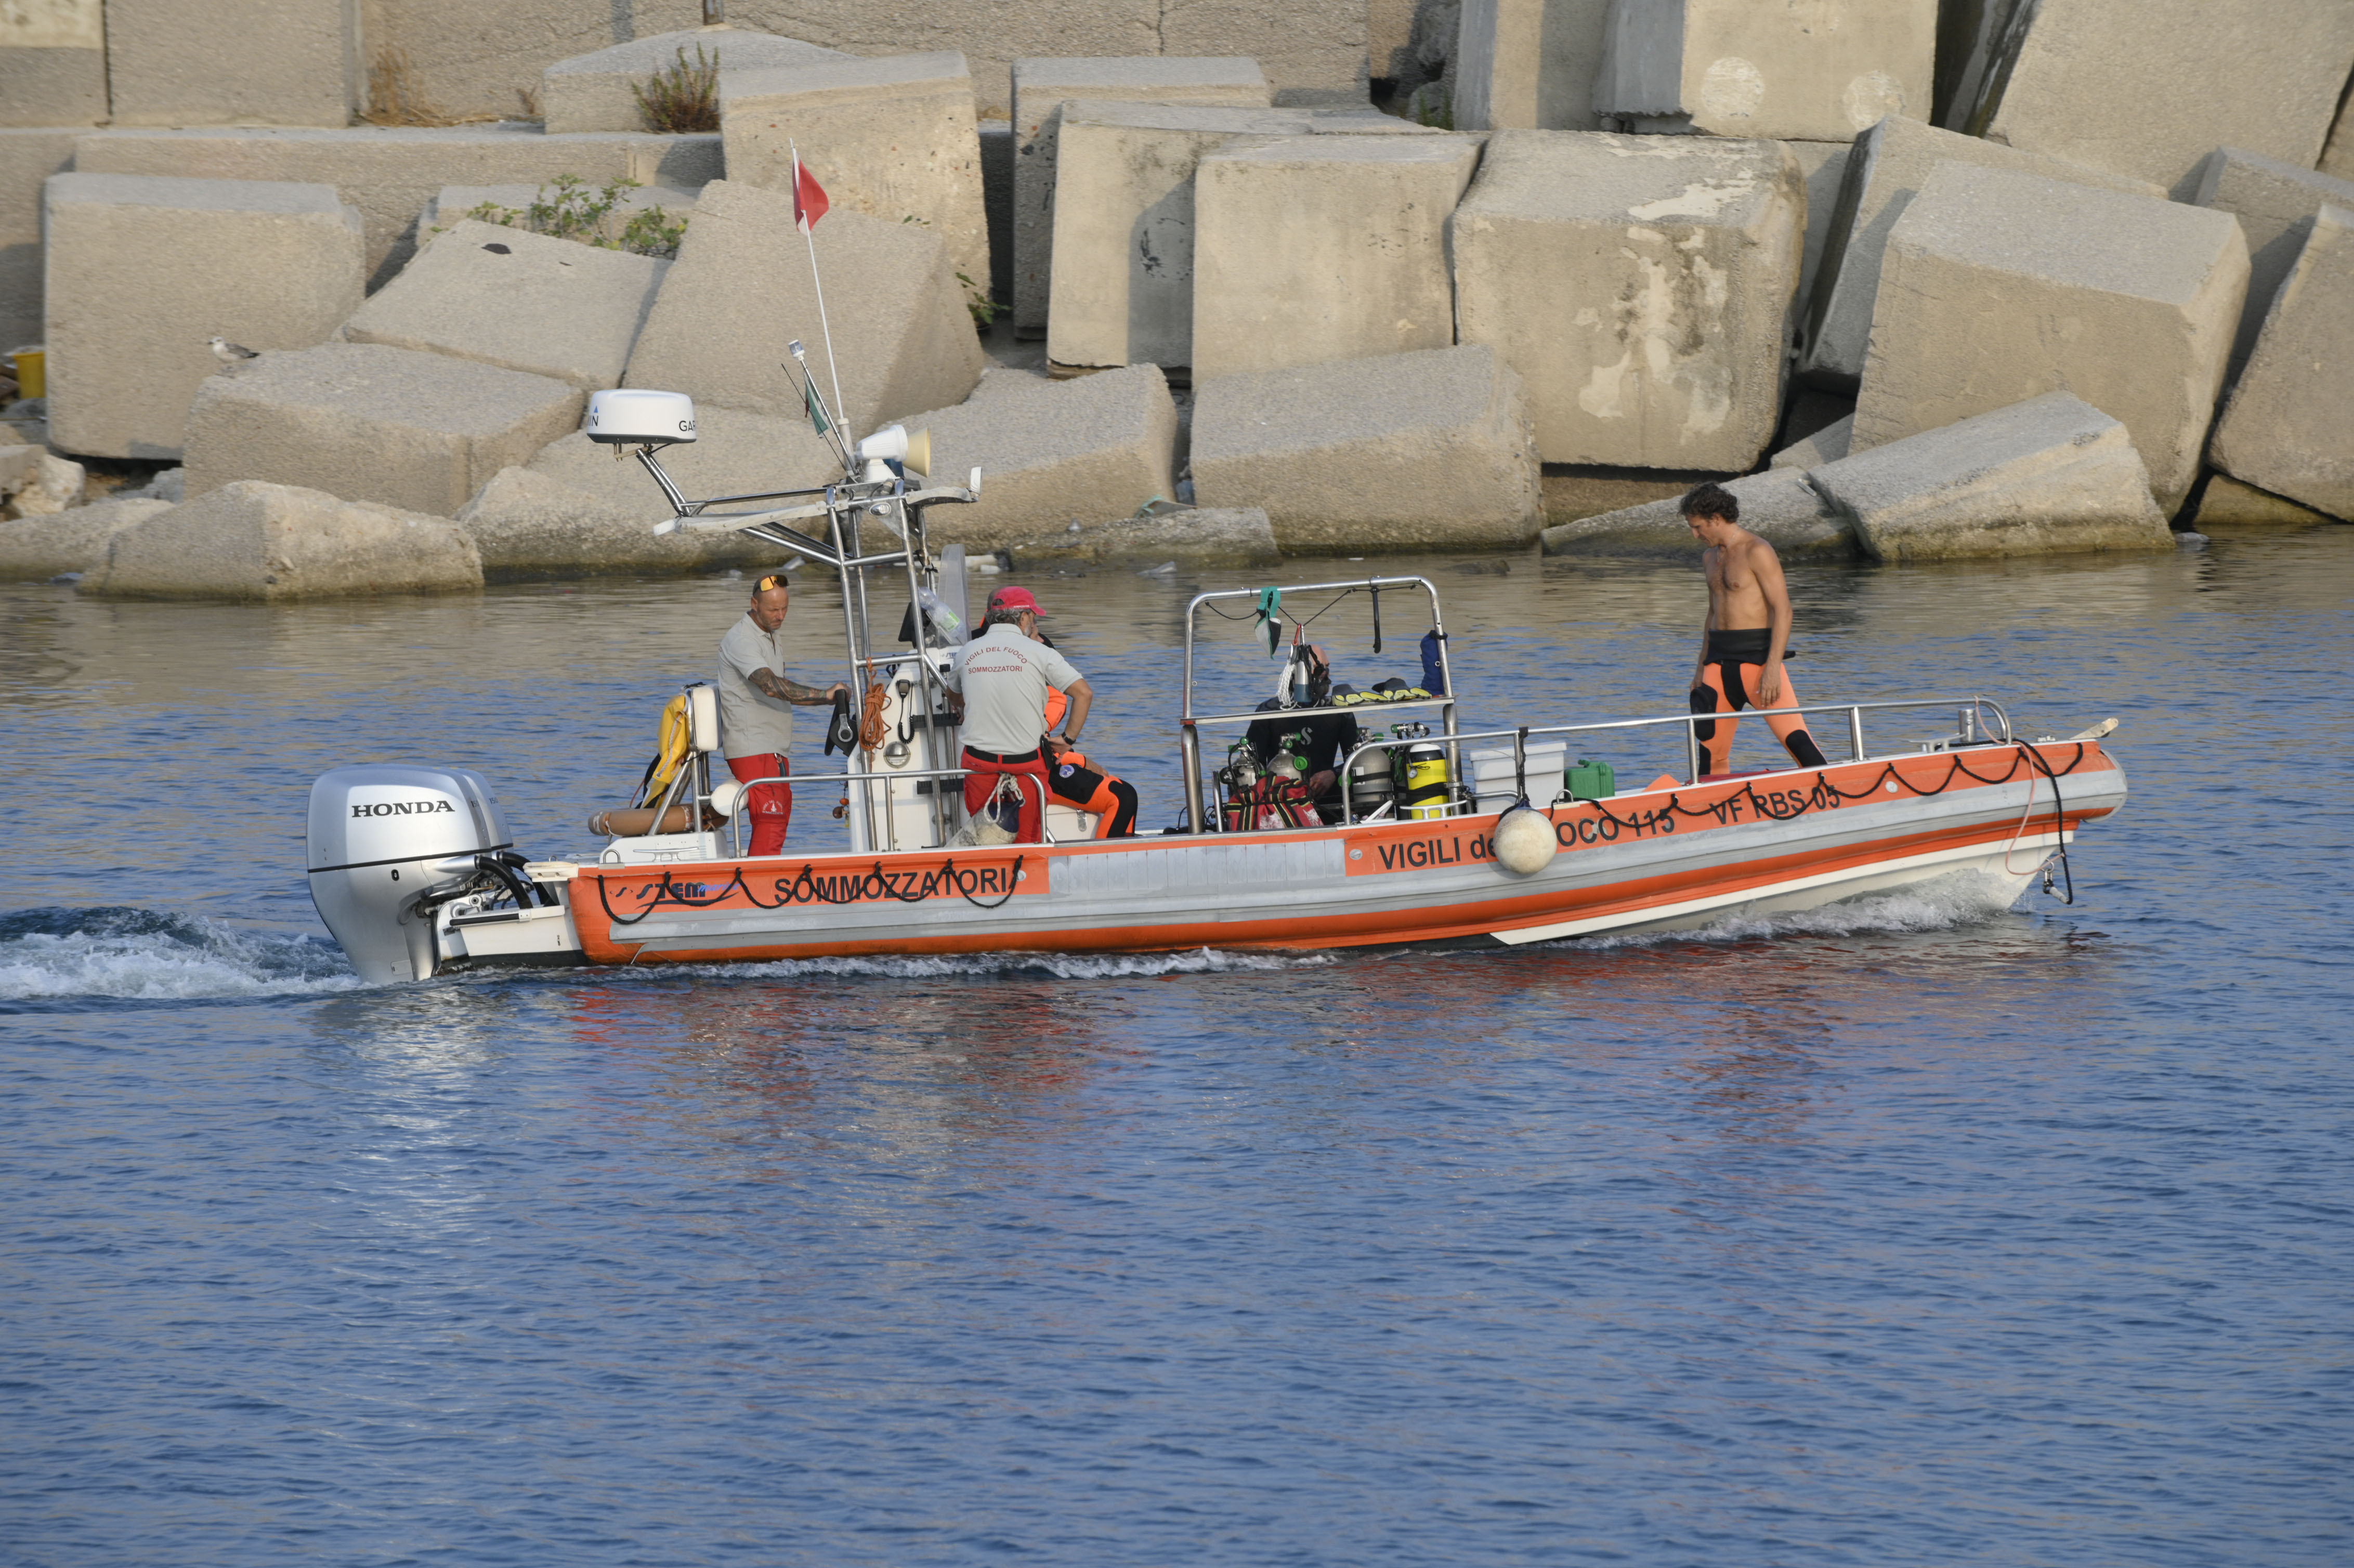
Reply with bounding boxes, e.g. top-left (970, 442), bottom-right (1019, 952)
top-left (1470, 741), bottom-right (1567, 815)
